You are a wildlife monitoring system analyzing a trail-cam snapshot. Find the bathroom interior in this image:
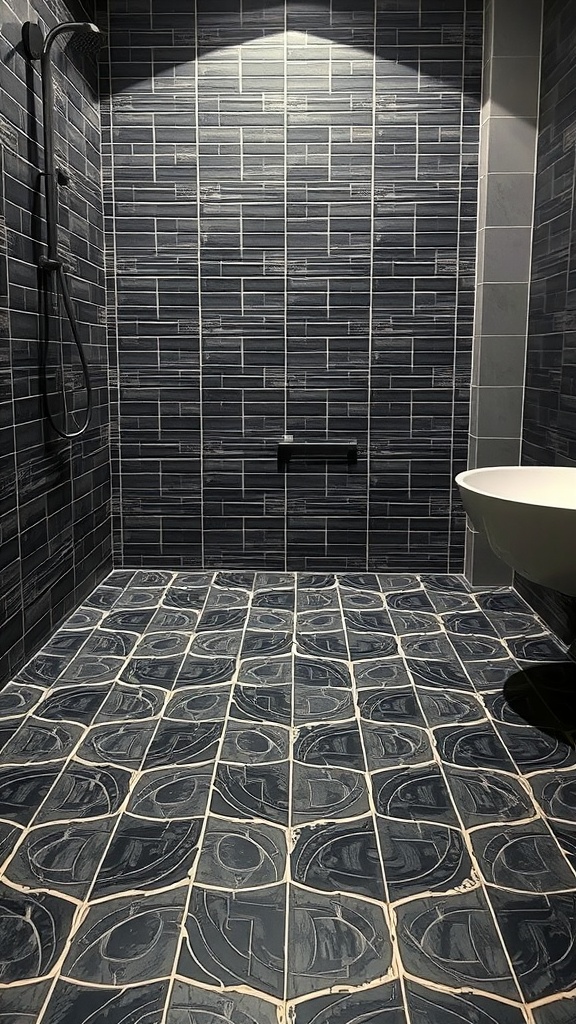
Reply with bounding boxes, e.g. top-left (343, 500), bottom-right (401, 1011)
top-left (1, 0), bottom-right (576, 1020)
